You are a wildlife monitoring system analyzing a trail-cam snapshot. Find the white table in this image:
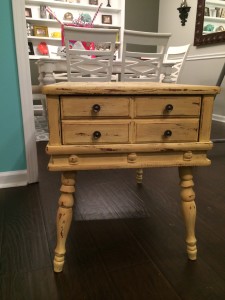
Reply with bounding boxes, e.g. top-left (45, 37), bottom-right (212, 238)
top-left (37, 57), bottom-right (176, 86)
